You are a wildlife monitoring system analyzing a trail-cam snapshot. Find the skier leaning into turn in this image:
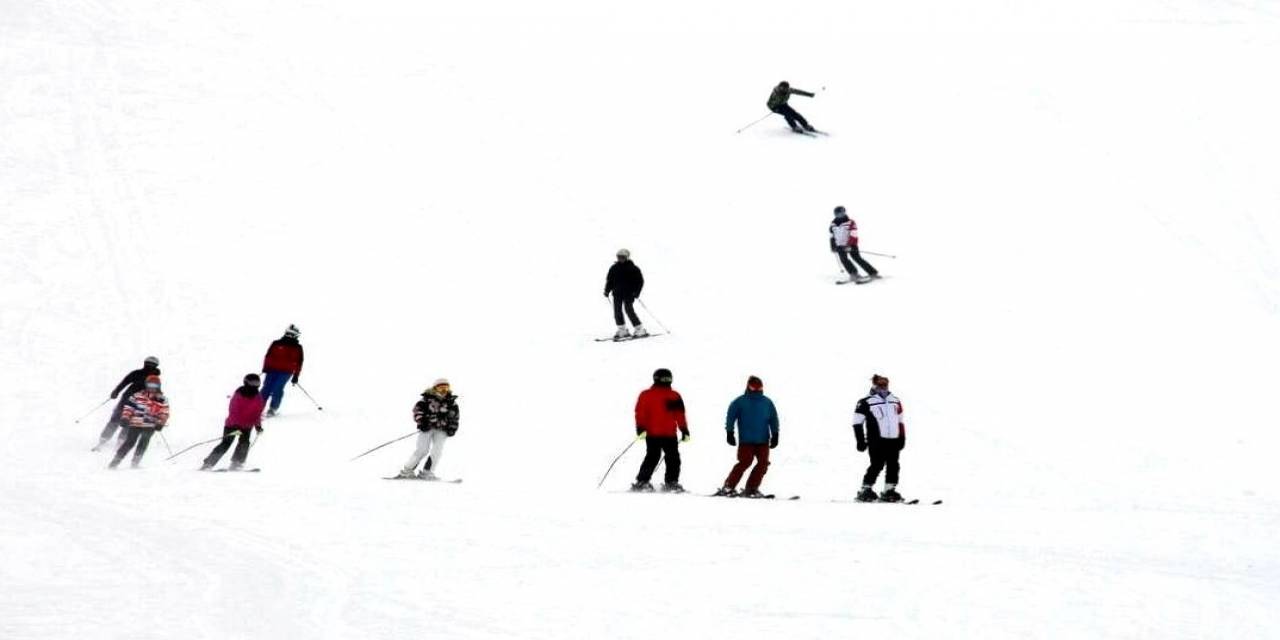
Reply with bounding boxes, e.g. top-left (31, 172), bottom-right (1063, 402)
top-left (829, 206), bottom-right (880, 284)
top-left (93, 356), bottom-right (161, 451)
top-left (767, 81), bottom-right (818, 134)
